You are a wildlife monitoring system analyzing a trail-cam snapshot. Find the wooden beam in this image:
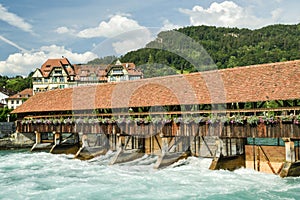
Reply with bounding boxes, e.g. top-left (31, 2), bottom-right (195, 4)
top-left (23, 106), bottom-right (300, 119)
